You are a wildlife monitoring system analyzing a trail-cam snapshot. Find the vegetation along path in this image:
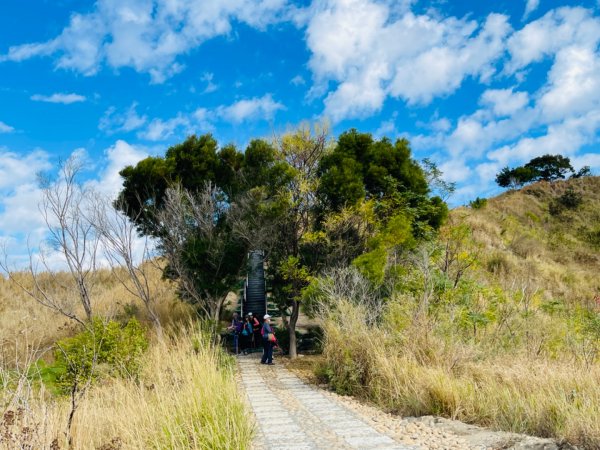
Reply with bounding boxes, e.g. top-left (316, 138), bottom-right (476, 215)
top-left (239, 354), bottom-right (567, 450)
